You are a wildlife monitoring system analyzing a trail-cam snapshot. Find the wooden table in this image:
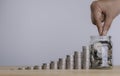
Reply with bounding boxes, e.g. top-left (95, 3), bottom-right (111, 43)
top-left (0, 66), bottom-right (120, 76)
